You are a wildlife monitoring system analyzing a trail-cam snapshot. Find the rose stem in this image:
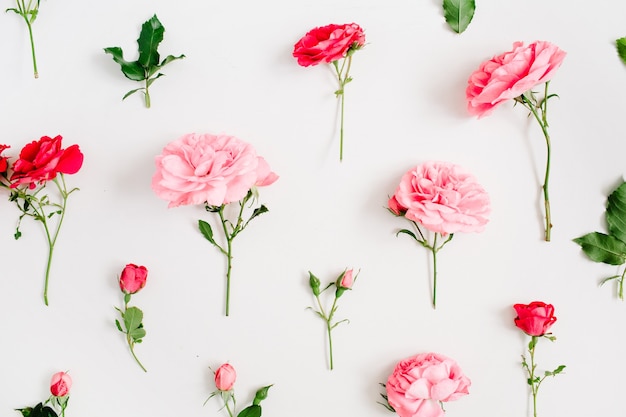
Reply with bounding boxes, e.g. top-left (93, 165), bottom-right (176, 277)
top-left (144, 80), bottom-right (151, 108)
top-left (128, 336), bottom-right (147, 372)
top-left (218, 207), bottom-right (233, 316)
top-left (24, 16), bottom-right (38, 78)
top-left (528, 336), bottom-right (539, 417)
top-left (315, 294), bottom-right (336, 370)
top-left (522, 86), bottom-right (552, 242)
top-left (431, 233), bottom-right (438, 309)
